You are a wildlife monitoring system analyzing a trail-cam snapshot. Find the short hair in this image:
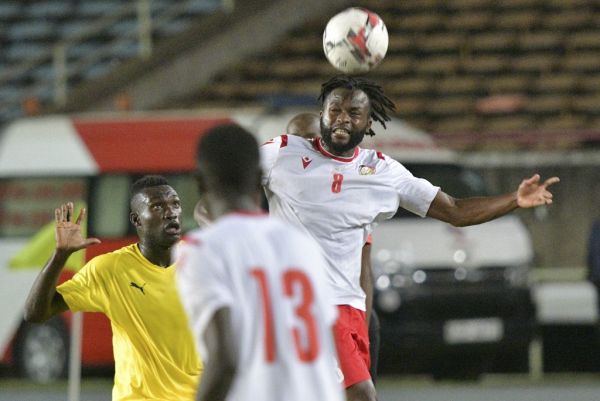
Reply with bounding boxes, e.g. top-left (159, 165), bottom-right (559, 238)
top-left (318, 75), bottom-right (396, 137)
top-left (130, 175), bottom-right (169, 199)
top-left (196, 124), bottom-right (260, 195)
top-left (286, 113), bottom-right (320, 139)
